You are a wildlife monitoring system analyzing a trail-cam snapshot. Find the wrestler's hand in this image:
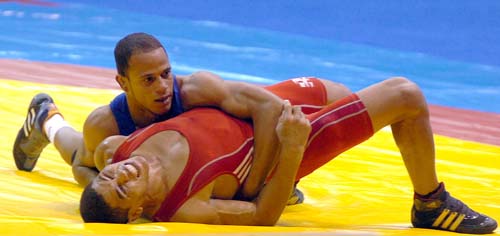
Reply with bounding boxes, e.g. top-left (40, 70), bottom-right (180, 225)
top-left (276, 100), bottom-right (311, 148)
top-left (94, 135), bottom-right (127, 171)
